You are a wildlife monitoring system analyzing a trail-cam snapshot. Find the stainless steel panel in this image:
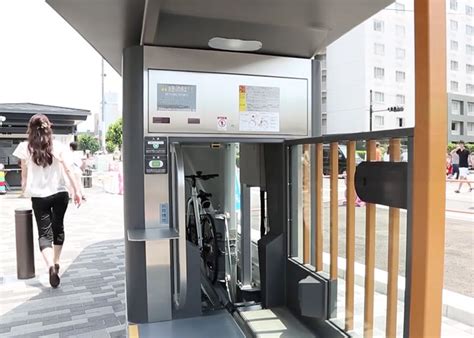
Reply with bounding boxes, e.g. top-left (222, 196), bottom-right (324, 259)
top-left (143, 47), bottom-right (311, 139)
top-left (128, 228), bottom-right (179, 241)
top-left (147, 70), bottom-right (308, 137)
top-left (146, 241), bottom-right (172, 322)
